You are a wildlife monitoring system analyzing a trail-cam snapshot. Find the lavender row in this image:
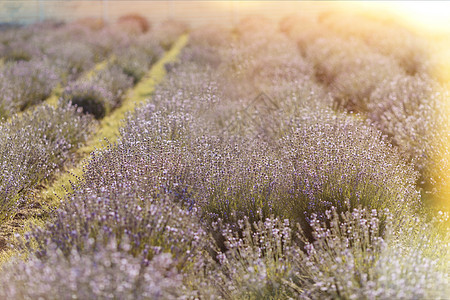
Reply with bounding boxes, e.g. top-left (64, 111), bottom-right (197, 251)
top-left (0, 25), bottom-right (168, 221)
top-left (59, 35), bottom-right (163, 120)
top-left (0, 16), bottom-right (167, 119)
top-left (60, 64), bottom-right (133, 119)
top-left (282, 13), bottom-right (449, 198)
top-left (0, 16), bottom-right (180, 224)
top-left (0, 101), bottom-right (94, 223)
top-left (4, 207), bottom-right (448, 298)
top-left (0, 59), bottom-right (60, 118)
